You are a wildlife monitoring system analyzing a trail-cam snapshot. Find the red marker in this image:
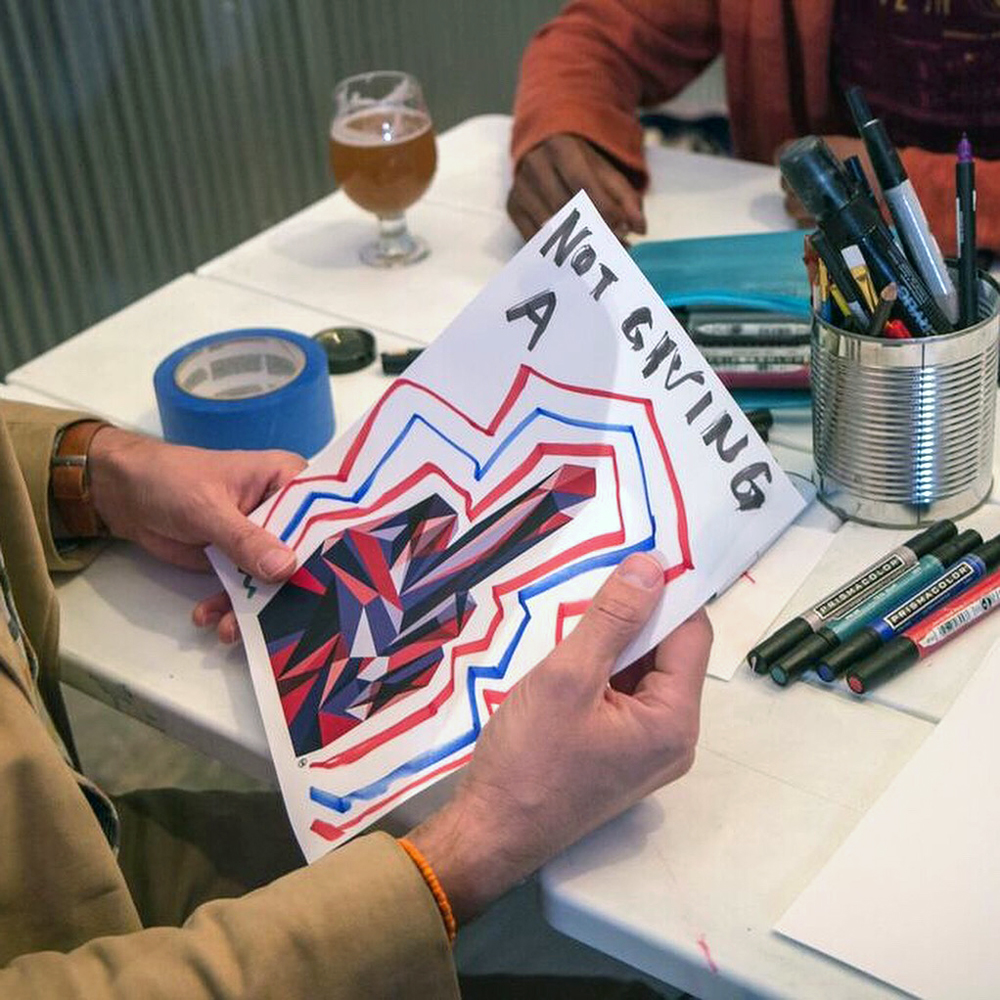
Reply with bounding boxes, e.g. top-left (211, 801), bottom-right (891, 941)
top-left (883, 319), bottom-right (911, 340)
top-left (847, 567), bottom-right (1000, 693)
